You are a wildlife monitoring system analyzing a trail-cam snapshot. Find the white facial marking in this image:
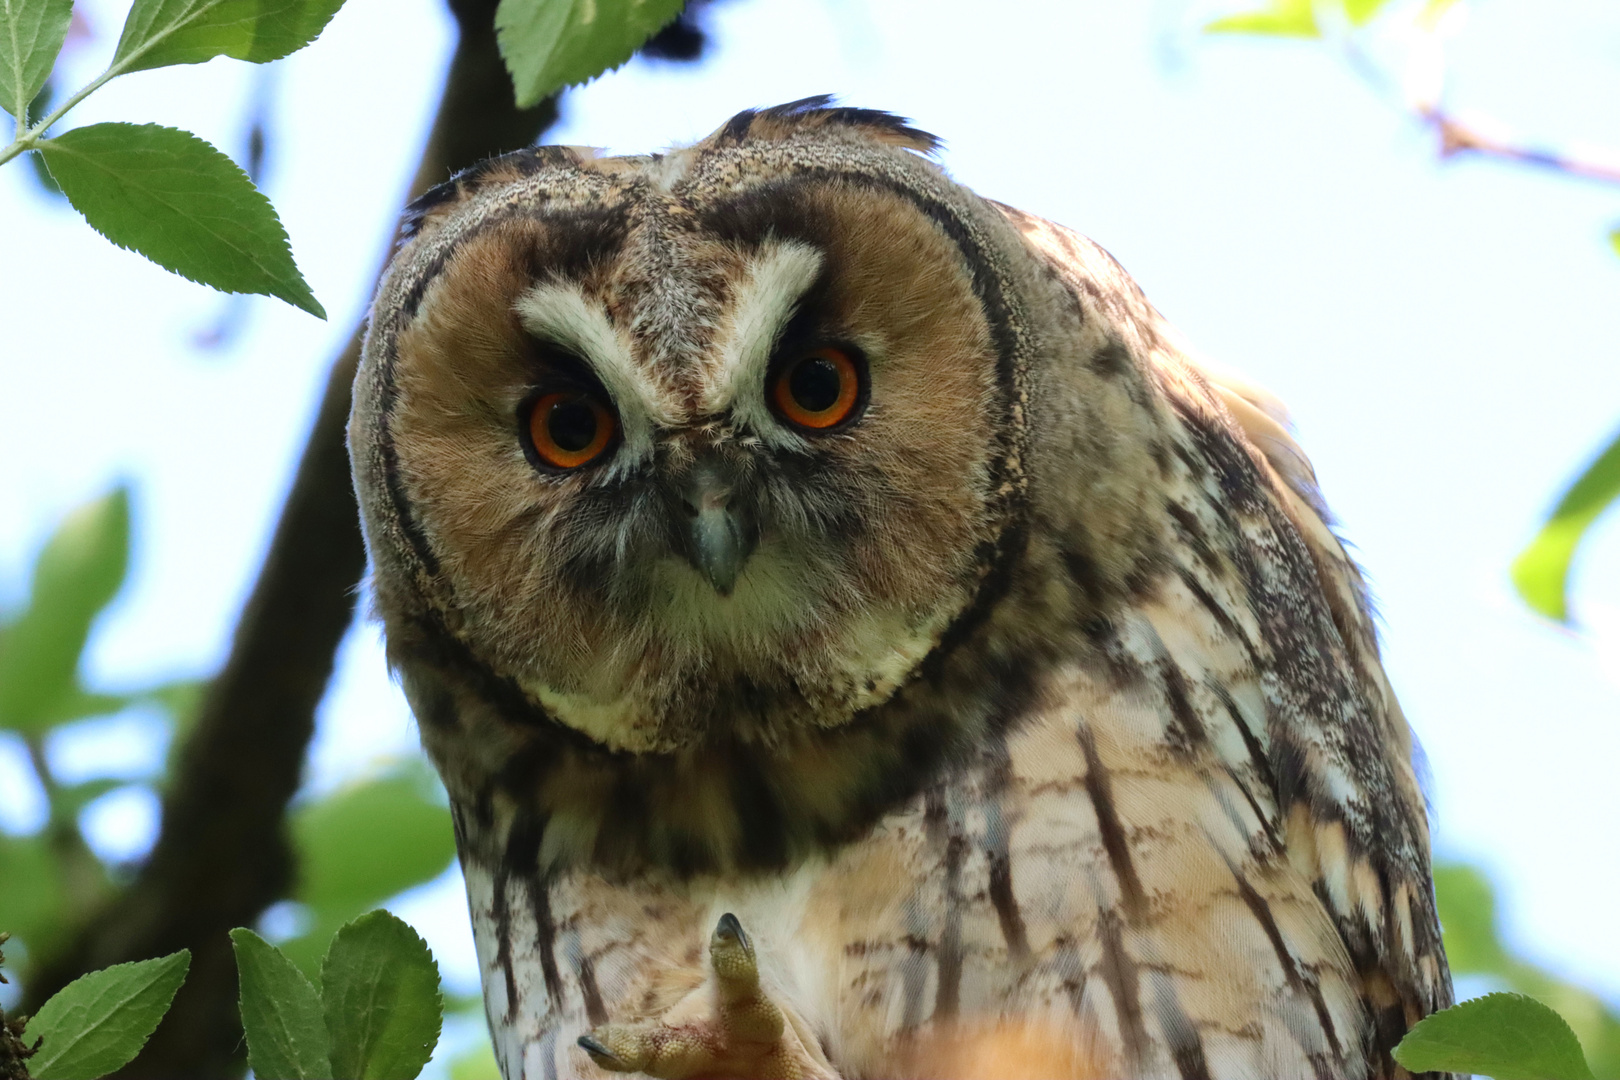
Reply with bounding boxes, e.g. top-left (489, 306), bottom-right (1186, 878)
top-left (514, 282), bottom-right (677, 458)
top-left (706, 241), bottom-right (824, 440)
